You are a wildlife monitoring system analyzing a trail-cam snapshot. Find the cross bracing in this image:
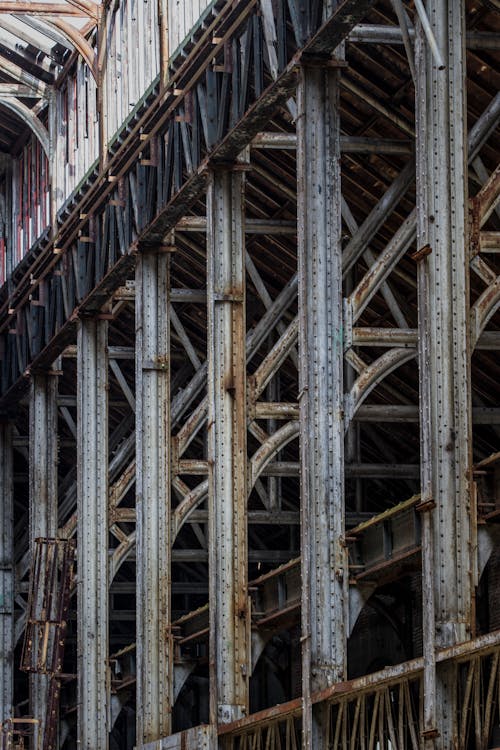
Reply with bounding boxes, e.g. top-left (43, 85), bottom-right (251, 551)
top-left (0, 0), bottom-right (499, 748)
